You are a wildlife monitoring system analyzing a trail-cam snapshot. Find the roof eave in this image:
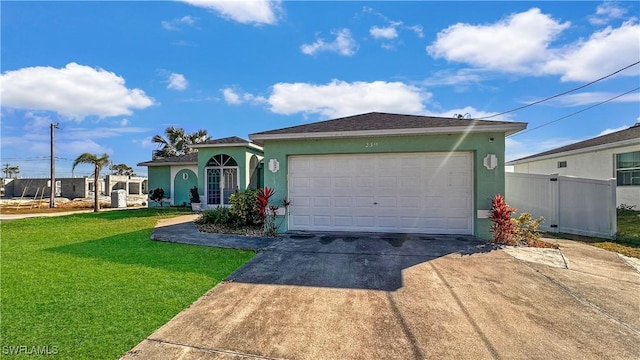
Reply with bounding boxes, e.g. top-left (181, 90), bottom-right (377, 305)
top-left (250, 124), bottom-right (527, 141)
top-left (506, 137), bottom-right (640, 165)
top-left (189, 142), bottom-right (263, 151)
top-left (137, 161), bottom-right (198, 167)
